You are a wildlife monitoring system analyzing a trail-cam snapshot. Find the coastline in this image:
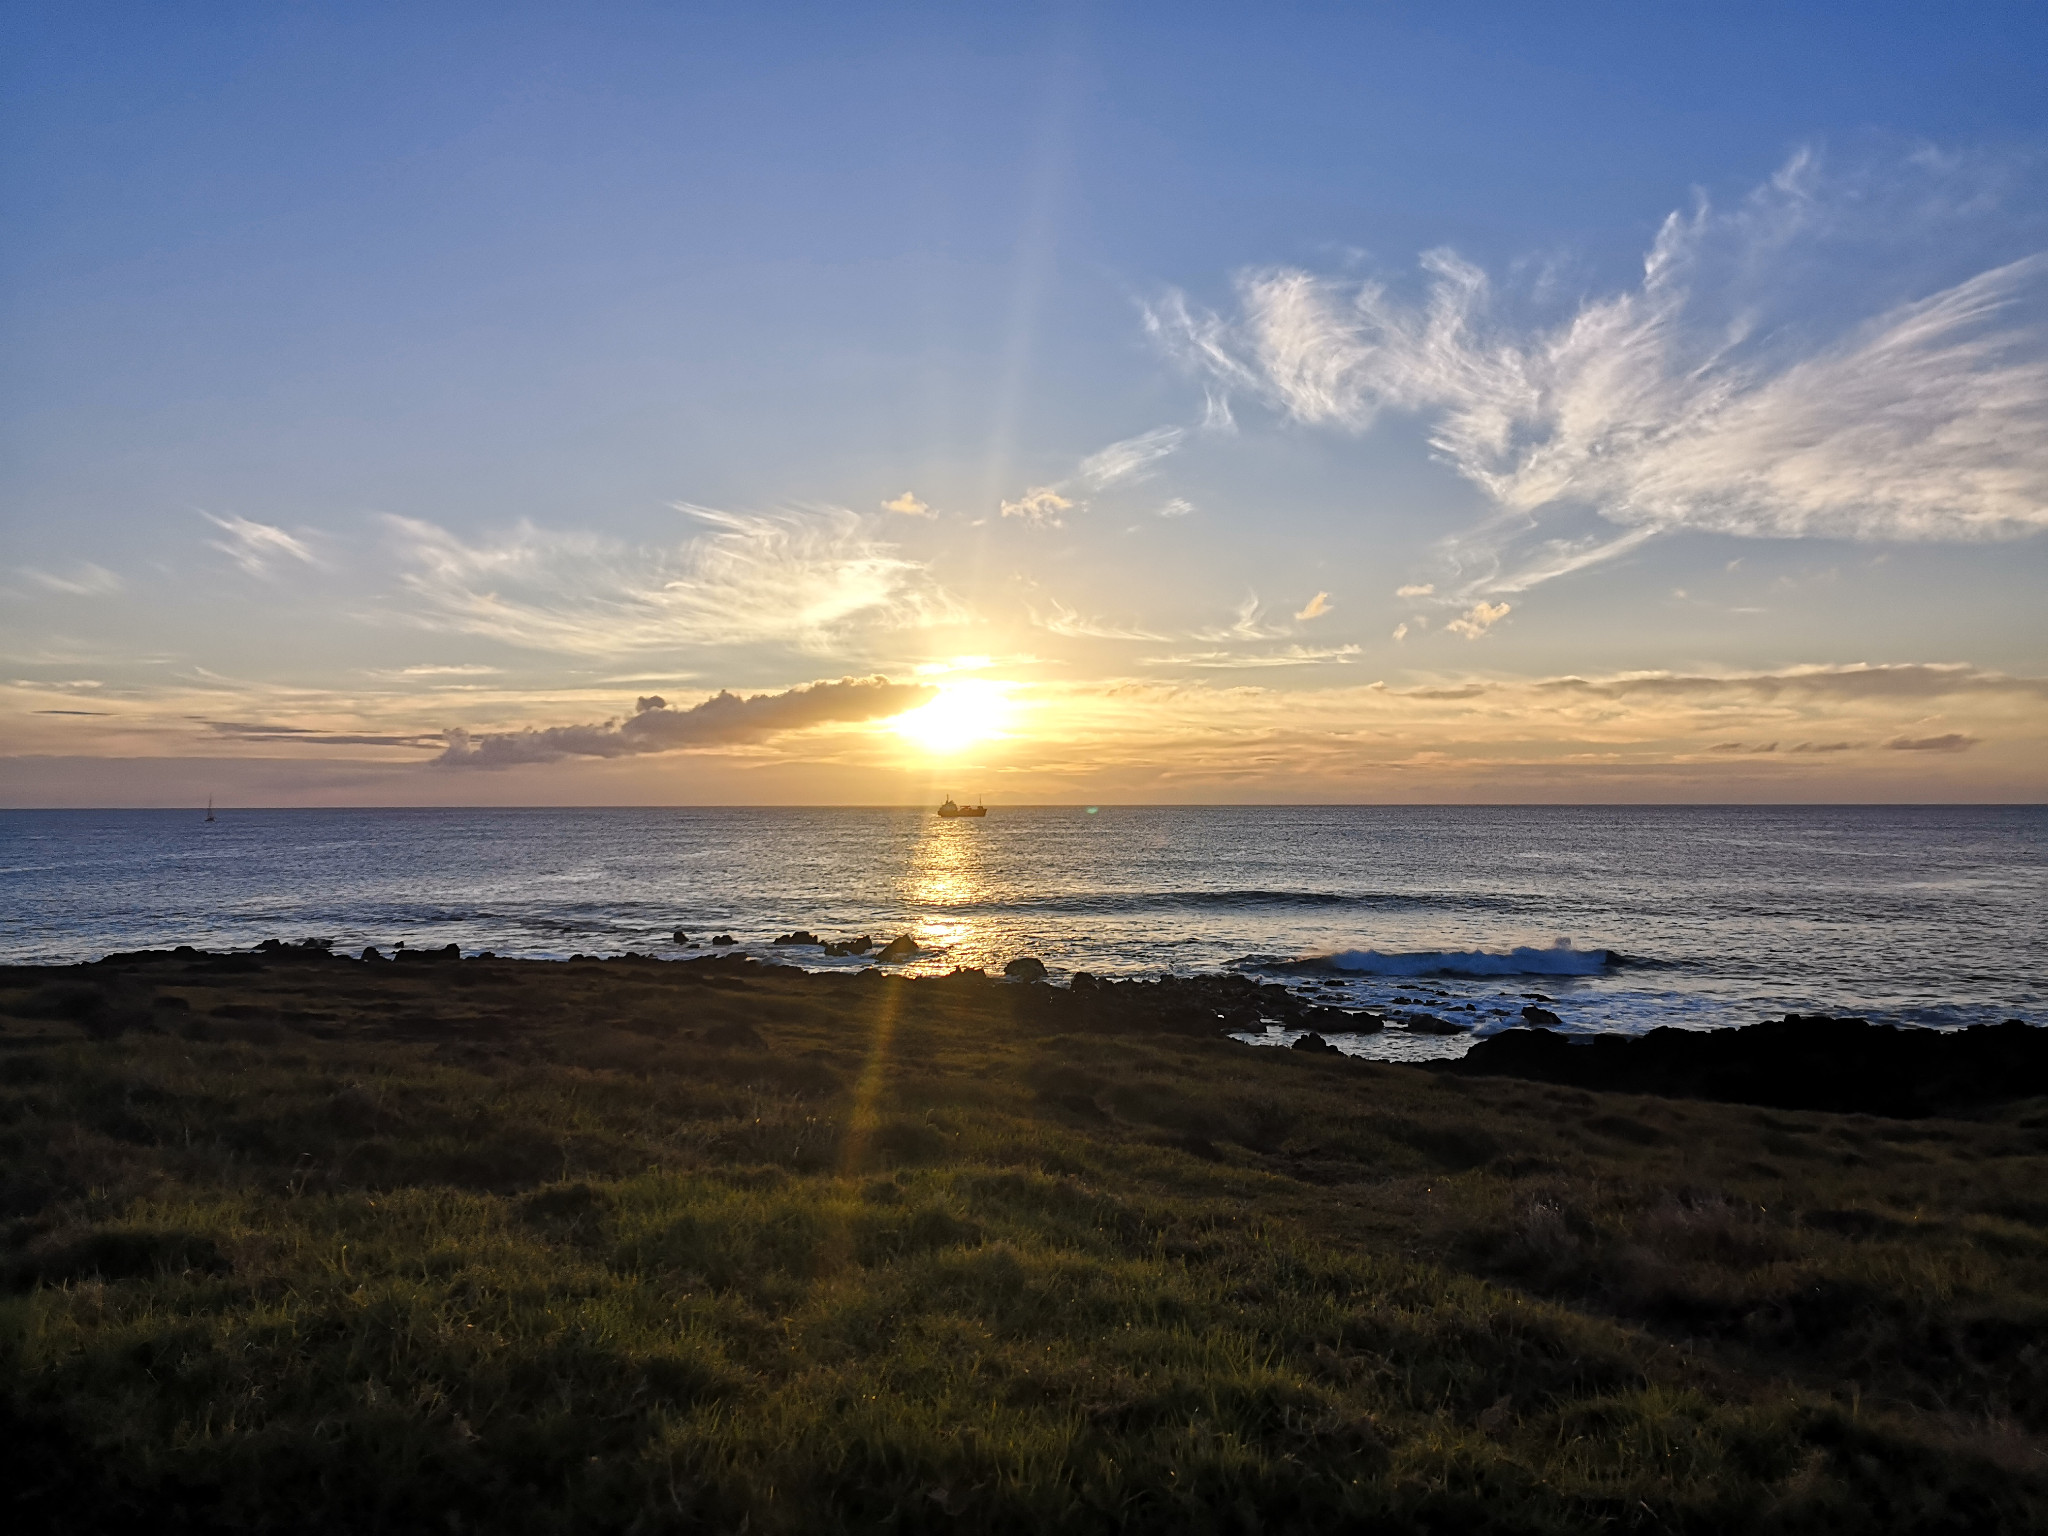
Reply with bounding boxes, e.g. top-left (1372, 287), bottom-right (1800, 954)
top-left (5, 946), bottom-right (2047, 1531)
top-left (11, 940), bottom-right (2037, 1105)
top-left (6, 804), bottom-right (2039, 1042)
